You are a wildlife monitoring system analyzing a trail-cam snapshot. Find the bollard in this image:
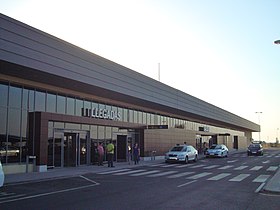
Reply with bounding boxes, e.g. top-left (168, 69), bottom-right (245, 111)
top-left (26, 156), bottom-right (36, 173)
